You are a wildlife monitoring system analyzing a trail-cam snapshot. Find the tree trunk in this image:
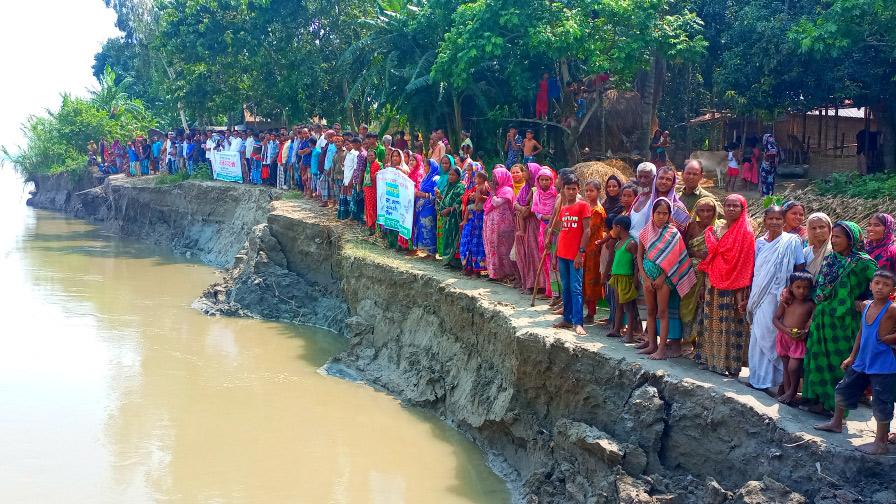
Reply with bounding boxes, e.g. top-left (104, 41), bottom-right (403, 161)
top-left (639, 61), bottom-right (655, 155)
top-left (872, 102), bottom-right (896, 172)
top-left (159, 52), bottom-right (189, 131)
top-left (451, 91), bottom-right (463, 151)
